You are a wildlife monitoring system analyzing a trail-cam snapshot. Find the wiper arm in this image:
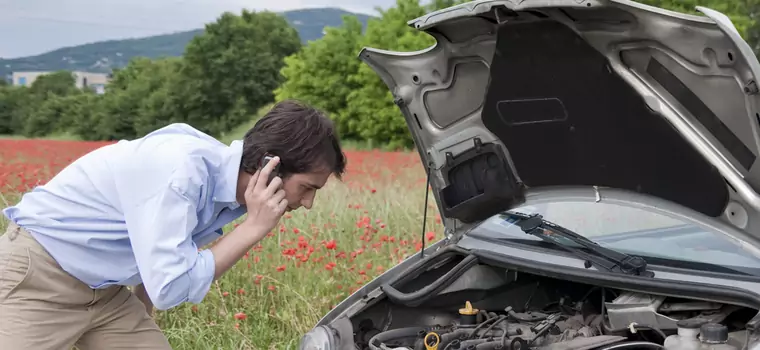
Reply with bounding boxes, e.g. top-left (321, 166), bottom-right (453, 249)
top-left (505, 212), bottom-right (654, 277)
